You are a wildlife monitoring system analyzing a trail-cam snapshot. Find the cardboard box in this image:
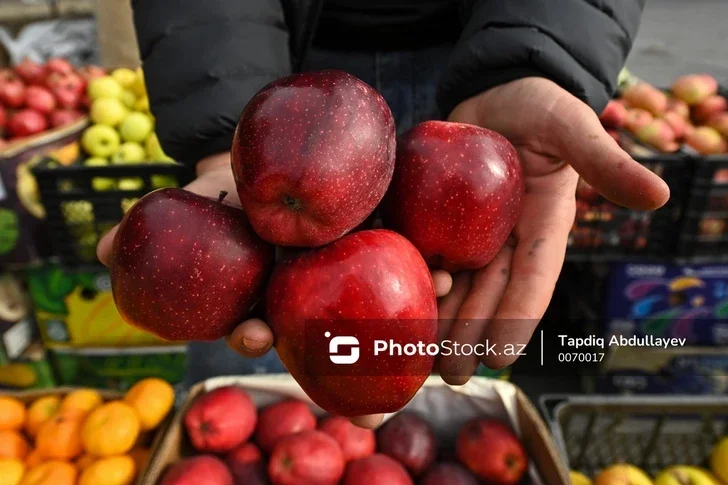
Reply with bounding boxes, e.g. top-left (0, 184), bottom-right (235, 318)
top-left (142, 374), bottom-right (569, 485)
